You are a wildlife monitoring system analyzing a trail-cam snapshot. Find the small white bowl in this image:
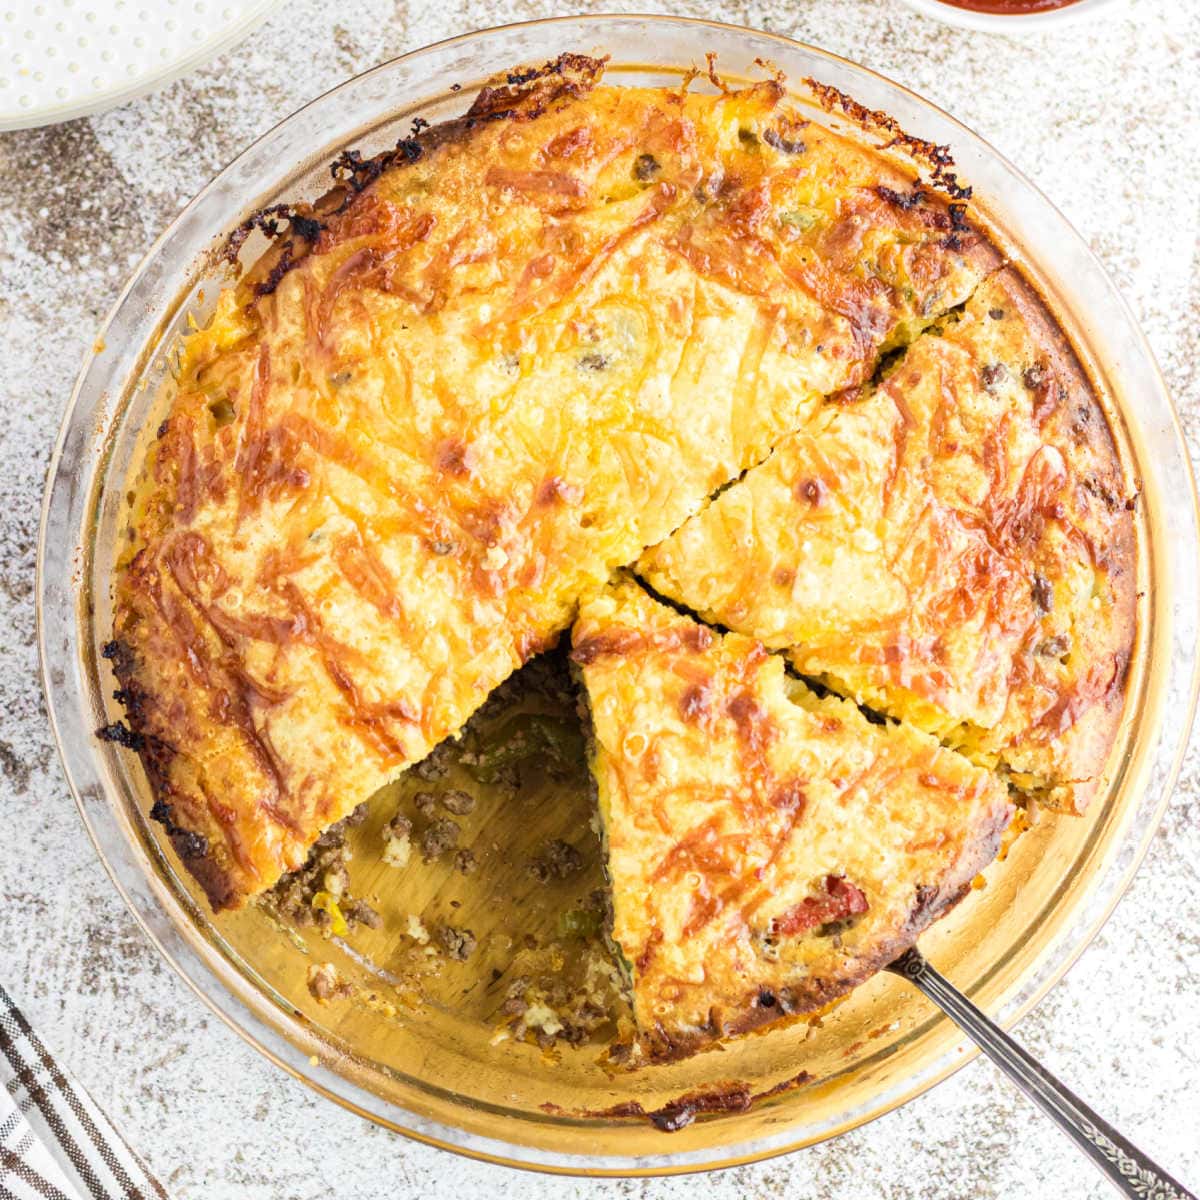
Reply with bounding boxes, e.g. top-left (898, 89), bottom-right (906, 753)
top-left (896, 0), bottom-right (1125, 33)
